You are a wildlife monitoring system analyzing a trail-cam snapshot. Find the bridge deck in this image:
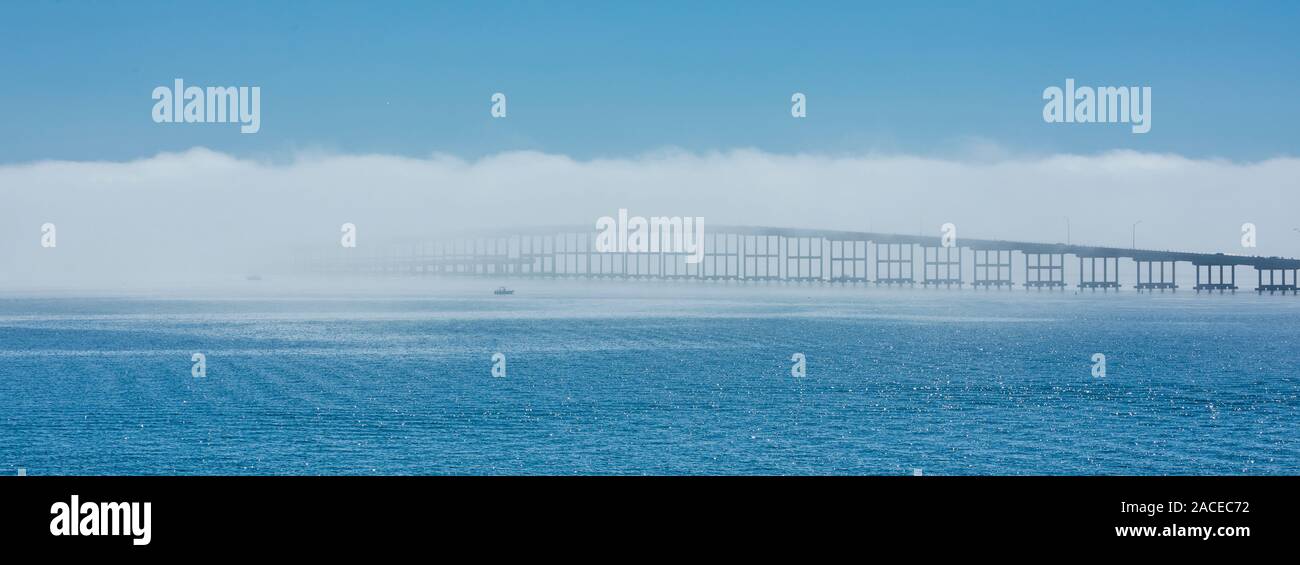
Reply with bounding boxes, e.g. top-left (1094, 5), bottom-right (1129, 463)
top-left (435, 224), bottom-right (1300, 269)
top-left (308, 225), bottom-right (1300, 293)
